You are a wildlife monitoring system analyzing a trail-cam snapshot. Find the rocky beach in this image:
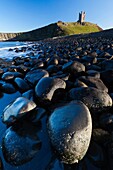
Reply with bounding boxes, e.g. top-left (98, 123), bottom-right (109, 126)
top-left (0, 33), bottom-right (113, 170)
